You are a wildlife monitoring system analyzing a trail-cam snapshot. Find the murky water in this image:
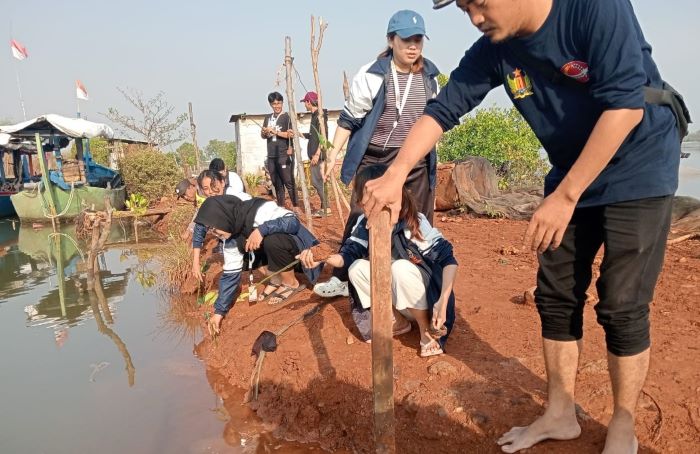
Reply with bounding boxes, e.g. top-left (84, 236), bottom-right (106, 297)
top-left (0, 220), bottom-right (319, 454)
top-left (679, 142), bottom-right (700, 198)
